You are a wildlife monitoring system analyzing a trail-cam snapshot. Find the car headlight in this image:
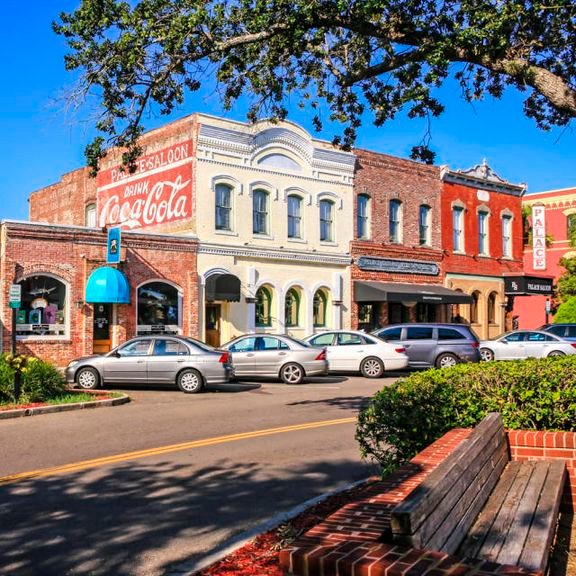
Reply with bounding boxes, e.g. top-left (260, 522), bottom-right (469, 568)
top-left (67, 360), bottom-right (79, 368)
